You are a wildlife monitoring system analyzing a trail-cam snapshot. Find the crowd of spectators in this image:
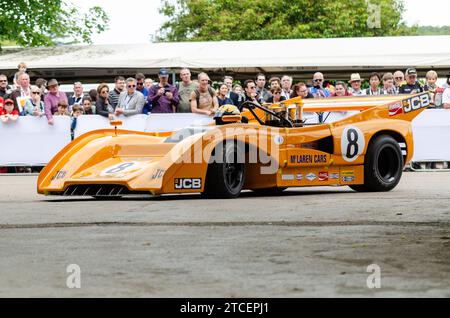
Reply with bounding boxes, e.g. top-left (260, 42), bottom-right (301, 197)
top-left (1, 62), bottom-right (450, 173)
top-left (1, 63), bottom-right (450, 129)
